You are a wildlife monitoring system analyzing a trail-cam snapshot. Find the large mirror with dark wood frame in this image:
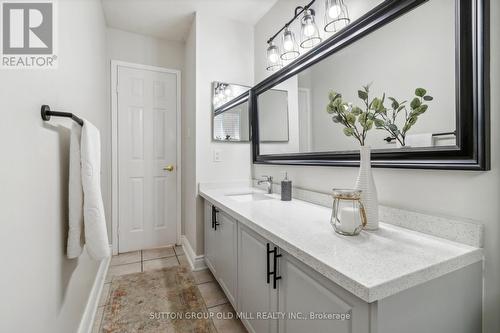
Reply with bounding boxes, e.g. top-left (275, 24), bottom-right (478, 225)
top-left (251, 0), bottom-right (489, 170)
